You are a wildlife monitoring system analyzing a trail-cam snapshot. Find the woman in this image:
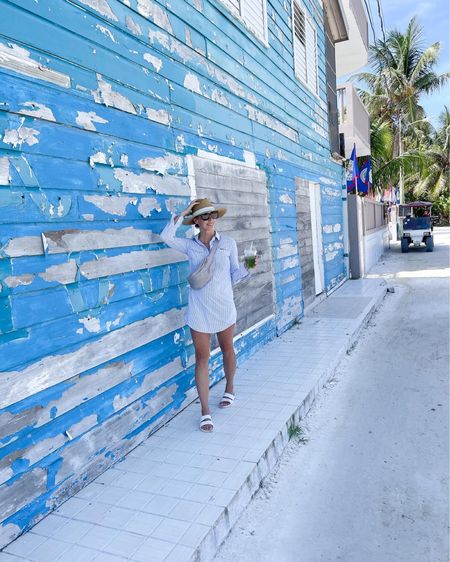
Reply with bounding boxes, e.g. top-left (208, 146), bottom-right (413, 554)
top-left (161, 198), bottom-right (256, 432)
